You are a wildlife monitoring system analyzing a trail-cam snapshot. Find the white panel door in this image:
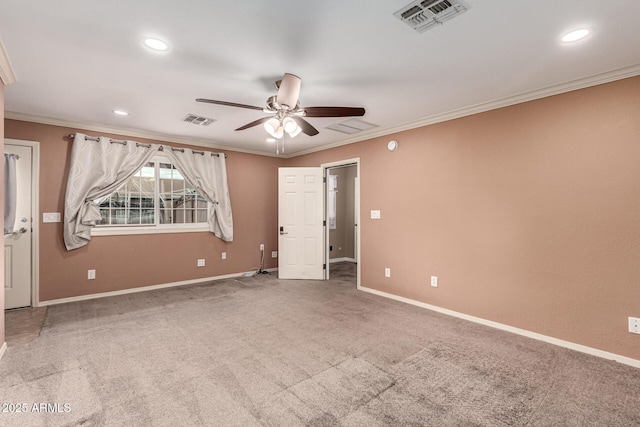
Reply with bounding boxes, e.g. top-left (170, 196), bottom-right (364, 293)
top-left (278, 167), bottom-right (324, 280)
top-left (4, 144), bottom-right (33, 309)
